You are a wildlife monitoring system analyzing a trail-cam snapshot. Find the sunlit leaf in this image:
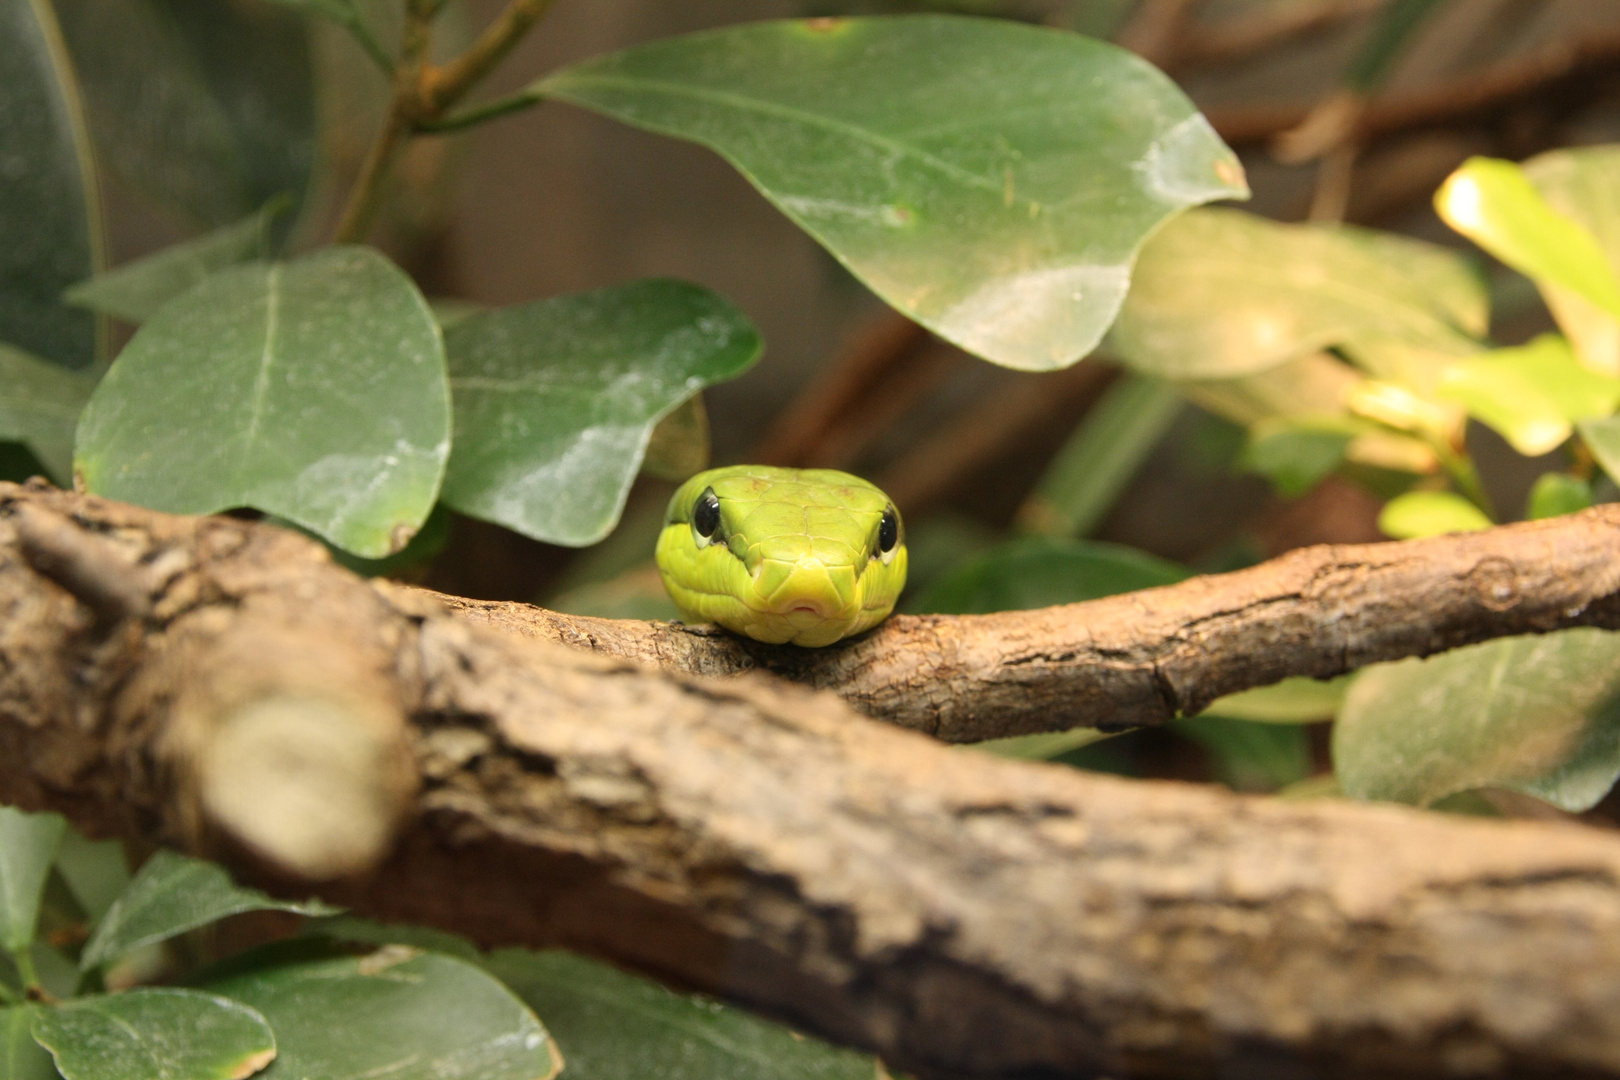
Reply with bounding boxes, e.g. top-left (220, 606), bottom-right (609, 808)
top-left (1525, 472), bottom-right (1592, 520)
top-left (536, 16), bottom-right (1246, 371)
top-left (0, 344), bottom-right (94, 484)
top-left (51, 0), bottom-right (314, 229)
top-left (485, 948), bottom-right (875, 1080)
top-left (1439, 333), bottom-right (1620, 455)
top-left (0, 808), bottom-right (64, 956)
top-left (1436, 155), bottom-right (1620, 321)
top-left (908, 535), bottom-right (1186, 614)
top-left (1112, 208), bottom-right (1485, 380)
top-left (32, 989), bottom-right (274, 1080)
top-left (1521, 145), bottom-right (1620, 375)
top-left (1335, 629), bottom-right (1620, 811)
top-left (81, 850), bottom-right (337, 971)
top-left (1377, 490), bottom-right (1491, 539)
top-left (0, 1007), bottom-right (58, 1080)
top-left (0, 0), bottom-right (102, 369)
top-left (207, 947), bottom-right (559, 1080)
top-left (75, 246), bottom-right (449, 558)
top-left (63, 203), bottom-right (282, 325)
top-left (440, 280), bottom-right (760, 546)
